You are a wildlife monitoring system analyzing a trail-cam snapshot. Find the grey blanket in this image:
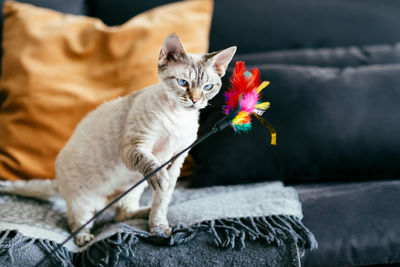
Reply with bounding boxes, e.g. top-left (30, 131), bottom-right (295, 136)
top-left (0, 181), bottom-right (317, 266)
